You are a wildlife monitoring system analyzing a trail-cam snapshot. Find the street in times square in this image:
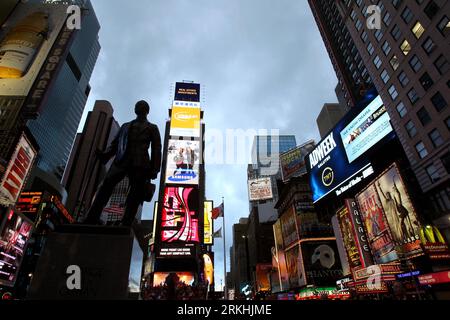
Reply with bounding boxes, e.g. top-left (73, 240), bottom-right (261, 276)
top-left (0, 0), bottom-right (450, 317)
